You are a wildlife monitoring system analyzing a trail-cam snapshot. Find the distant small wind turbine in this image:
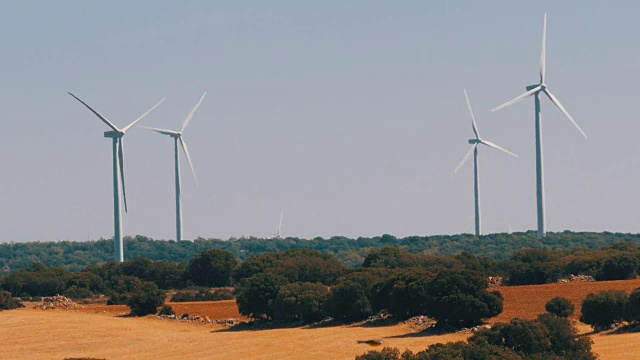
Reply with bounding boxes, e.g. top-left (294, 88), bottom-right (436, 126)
top-left (491, 13), bottom-right (587, 238)
top-left (140, 92), bottom-right (206, 241)
top-left (273, 210), bottom-right (284, 239)
top-left (68, 93), bottom-right (165, 262)
top-left (451, 89), bottom-right (518, 237)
